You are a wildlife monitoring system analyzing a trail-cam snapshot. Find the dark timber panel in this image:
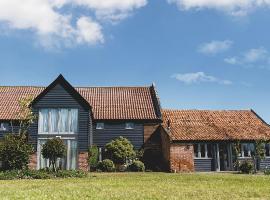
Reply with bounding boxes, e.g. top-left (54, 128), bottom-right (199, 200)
top-left (194, 159), bottom-right (213, 171)
top-left (32, 83), bottom-right (90, 152)
top-left (260, 158), bottom-right (270, 170)
top-left (93, 122), bottom-right (144, 149)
